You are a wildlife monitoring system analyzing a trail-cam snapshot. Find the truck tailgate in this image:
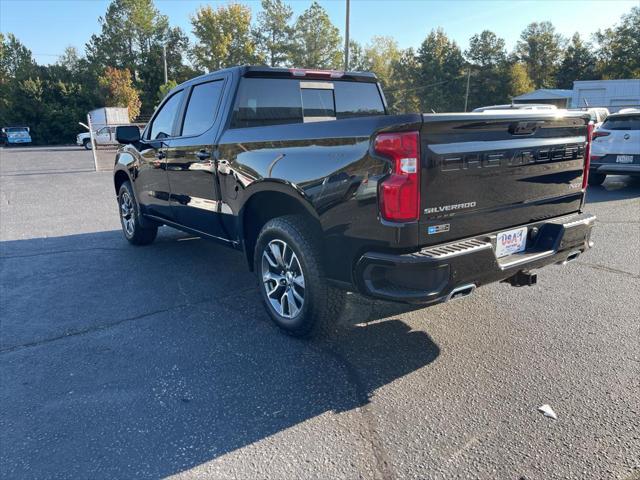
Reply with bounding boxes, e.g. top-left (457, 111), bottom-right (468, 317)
top-left (419, 112), bottom-right (590, 246)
